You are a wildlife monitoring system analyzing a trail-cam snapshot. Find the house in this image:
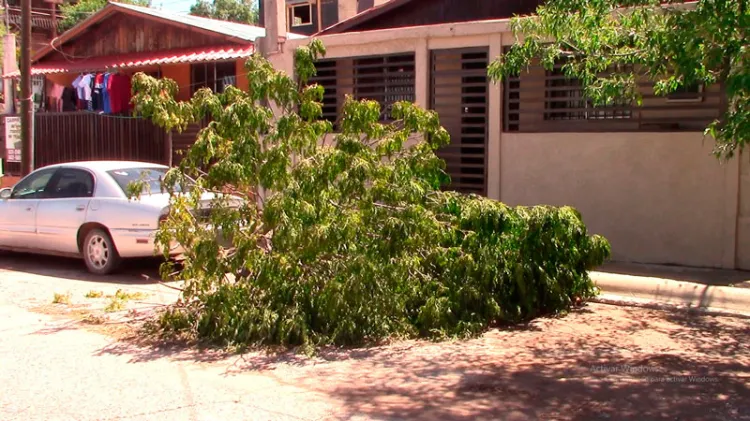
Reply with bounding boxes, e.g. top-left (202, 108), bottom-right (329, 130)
top-left (0, 0), bottom-right (68, 128)
top-left (258, 0), bottom-right (389, 35)
top-left (0, 1), bottom-right (305, 185)
top-left (266, 0), bottom-right (750, 270)
top-left (4, 0), bottom-right (65, 53)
